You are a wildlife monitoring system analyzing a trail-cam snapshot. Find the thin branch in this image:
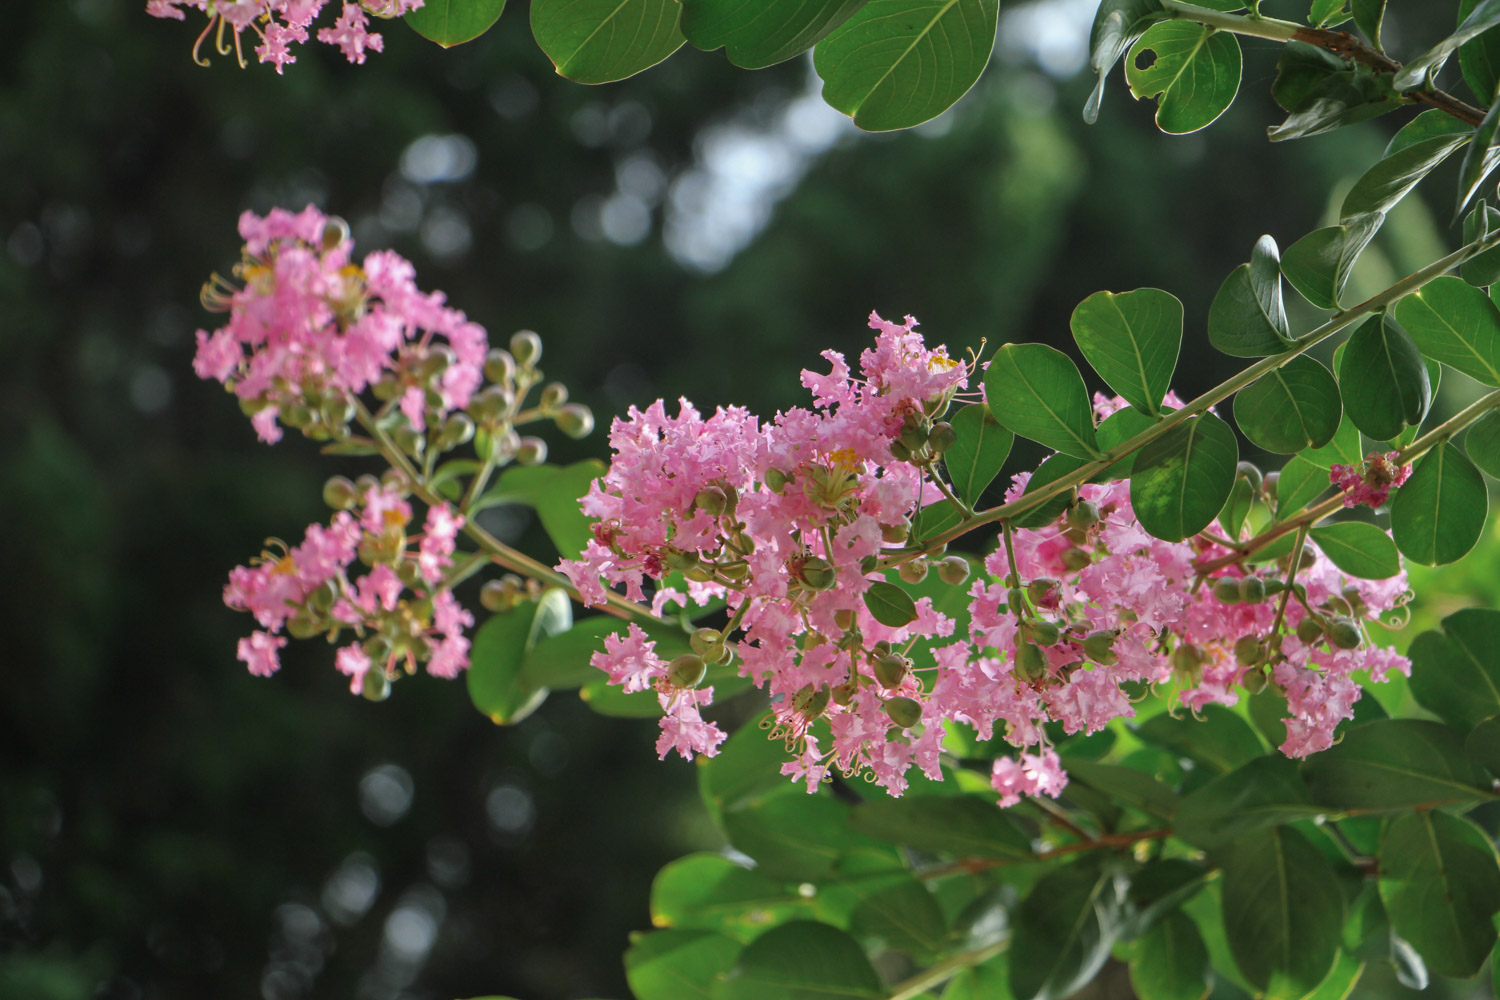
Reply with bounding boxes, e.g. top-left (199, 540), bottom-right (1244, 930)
top-left (887, 940), bottom-right (1008, 1000)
